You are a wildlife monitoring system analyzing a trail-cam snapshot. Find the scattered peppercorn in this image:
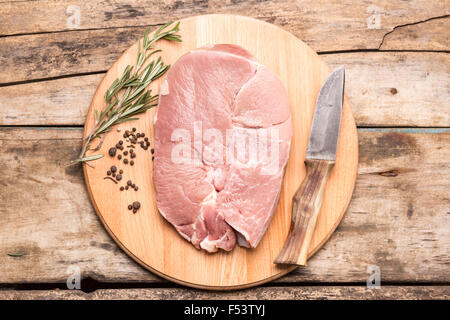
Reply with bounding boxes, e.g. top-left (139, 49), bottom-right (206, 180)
top-left (124, 159), bottom-right (128, 164)
top-left (107, 170), bottom-right (111, 176)
top-left (151, 149), bottom-right (155, 154)
top-left (111, 166), bottom-right (117, 173)
top-left (108, 147), bottom-right (116, 157)
top-left (119, 169), bottom-right (123, 174)
top-left (119, 140), bottom-right (123, 145)
top-left (128, 205), bottom-right (132, 210)
top-left (132, 128), bottom-right (136, 132)
top-left (116, 174), bottom-right (122, 181)
top-left (132, 201), bottom-right (140, 209)
top-left (118, 154), bottom-right (122, 160)
top-left (125, 186), bottom-right (129, 190)
top-left (124, 151), bottom-right (128, 156)
top-left (127, 180), bottom-right (132, 186)
top-left (130, 160), bottom-right (134, 166)
top-left (134, 186), bottom-right (139, 191)
top-left (120, 186), bottom-right (124, 191)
